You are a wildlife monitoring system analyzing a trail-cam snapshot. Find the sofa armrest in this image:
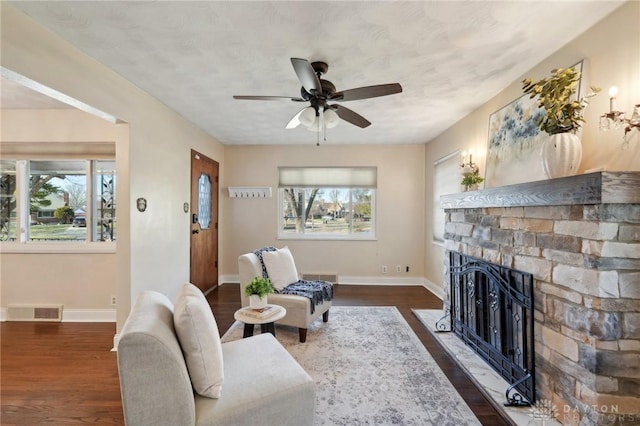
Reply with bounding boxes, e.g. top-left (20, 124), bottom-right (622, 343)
top-left (117, 291), bottom-right (196, 426)
top-left (238, 253), bottom-right (264, 306)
